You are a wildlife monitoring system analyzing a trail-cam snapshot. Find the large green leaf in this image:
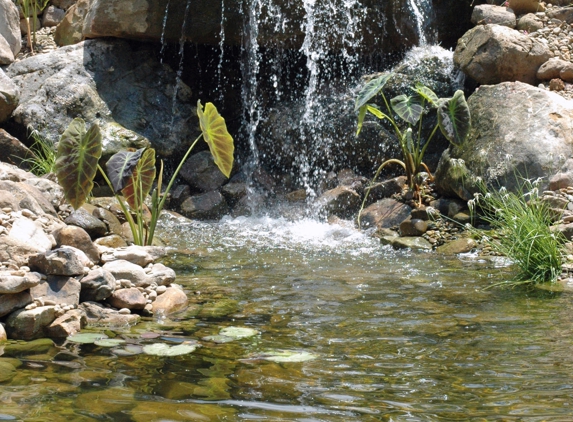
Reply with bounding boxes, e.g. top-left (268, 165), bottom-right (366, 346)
top-left (414, 84), bottom-right (439, 107)
top-left (354, 73), bottom-right (392, 112)
top-left (55, 118), bottom-right (102, 210)
top-left (391, 94), bottom-right (423, 125)
top-left (197, 101), bottom-right (234, 178)
top-left (437, 90), bottom-right (471, 146)
top-left (122, 148), bottom-right (156, 210)
top-left (106, 148), bottom-right (145, 193)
